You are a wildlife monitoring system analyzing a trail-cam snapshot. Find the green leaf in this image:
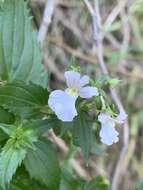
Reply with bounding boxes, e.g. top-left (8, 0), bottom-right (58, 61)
top-left (24, 140), bottom-right (61, 190)
top-left (0, 0), bottom-right (47, 87)
top-left (0, 106), bottom-right (14, 124)
top-left (60, 168), bottom-right (83, 190)
top-left (72, 112), bottom-right (93, 159)
top-left (0, 81), bottom-right (48, 118)
top-left (91, 143), bottom-right (107, 157)
top-left (0, 147), bottom-right (26, 189)
top-left (0, 129), bottom-right (7, 142)
top-left (108, 78), bottom-right (121, 88)
top-left (0, 126), bottom-right (38, 188)
top-left (10, 181), bottom-right (46, 190)
top-left (27, 117), bottom-right (61, 136)
top-left (10, 183), bottom-right (33, 190)
top-left (83, 176), bottom-right (109, 190)
top-left (0, 124), bottom-right (16, 136)
top-left (8, 165), bottom-right (48, 190)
